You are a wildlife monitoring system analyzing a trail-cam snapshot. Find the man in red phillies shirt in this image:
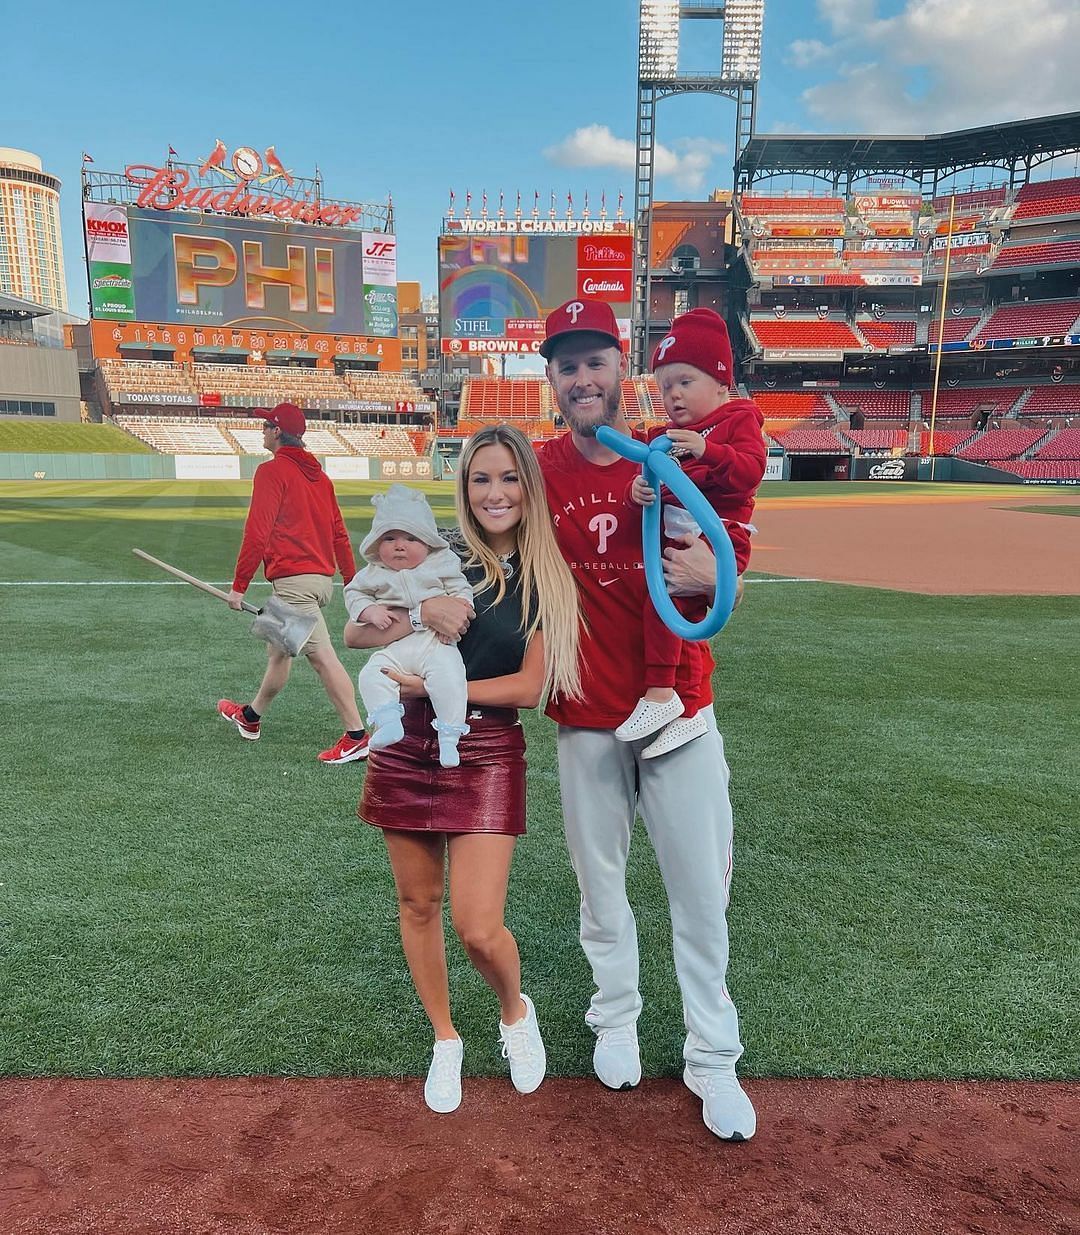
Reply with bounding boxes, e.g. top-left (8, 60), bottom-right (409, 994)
top-left (537, 299), bottom-right (756, 1141)
top-left (217, 402), bottom-right (368, 764)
